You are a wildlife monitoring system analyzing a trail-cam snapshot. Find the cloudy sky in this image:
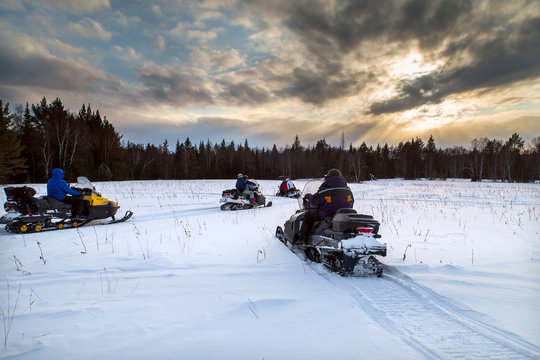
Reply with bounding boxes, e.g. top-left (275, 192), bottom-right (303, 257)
top-left (1, 0), bottom-right (539, 149)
